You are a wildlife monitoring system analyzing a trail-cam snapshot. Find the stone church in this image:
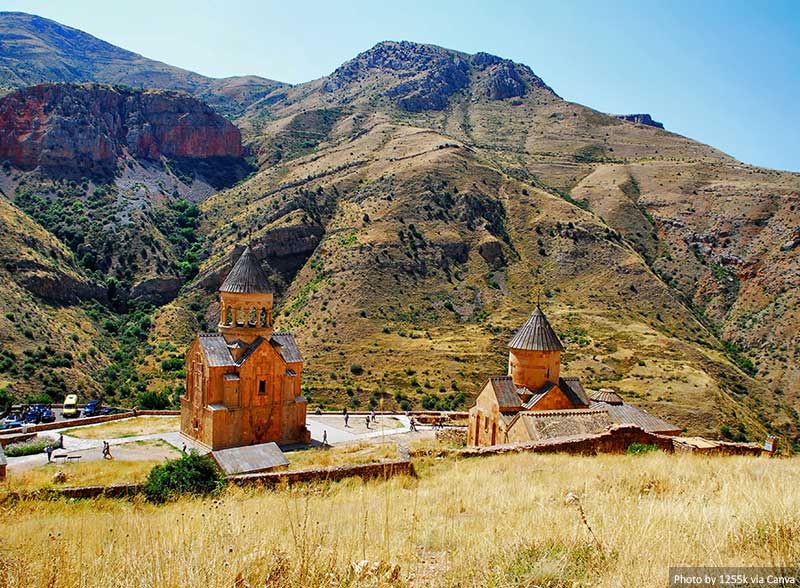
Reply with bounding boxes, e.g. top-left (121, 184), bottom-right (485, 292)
top-left (468, 305), bottom-right (679, 446)
top-left (180, 246), bottom-right (310, 450)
